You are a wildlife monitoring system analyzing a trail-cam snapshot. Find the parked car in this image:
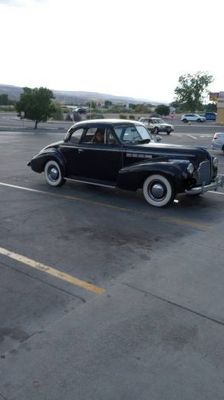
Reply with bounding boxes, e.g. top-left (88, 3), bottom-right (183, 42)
top-left (211, 132), bottom-right (224, 152)
top-left (205, 112), bottom-right (217, 121)
top-left (139, 117), bottom-right (174, 135)
top-left (181, 114), bottom-right (206, 123)
top-left (28, 119), bottom-right (223, 208)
